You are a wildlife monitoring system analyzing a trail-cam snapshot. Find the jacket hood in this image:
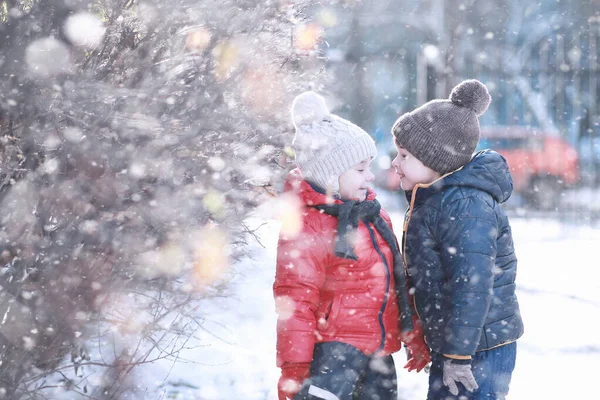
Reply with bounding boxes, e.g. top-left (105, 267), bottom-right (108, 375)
top-left (409, 150), bottom-right (513, 204)
top-left (284, 168), bottom-right (377, 206)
